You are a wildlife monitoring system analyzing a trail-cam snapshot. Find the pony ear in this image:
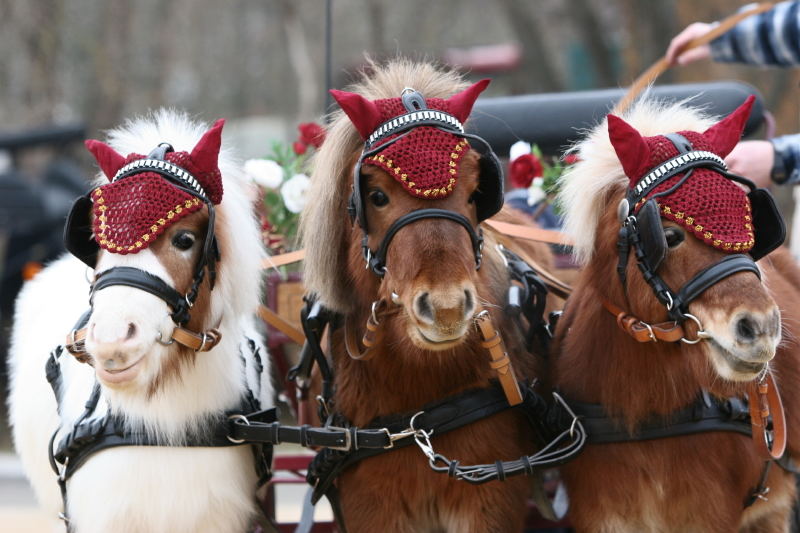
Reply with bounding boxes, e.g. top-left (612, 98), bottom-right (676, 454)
top-left (84, 140), bottom-right (126, 181)
top-left (446, 79), bottom-right (490, 122)
top-left (330, 89), bottom-right (383, 140)
top-left (190, 119), bottom-right (225, 173)
top-left (607, 114), bottom-right (652, 186)
top-left (702, 95), bottom-right (755, 158)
